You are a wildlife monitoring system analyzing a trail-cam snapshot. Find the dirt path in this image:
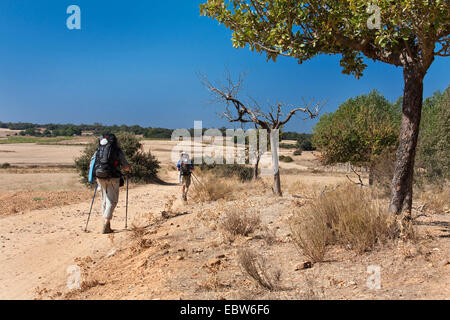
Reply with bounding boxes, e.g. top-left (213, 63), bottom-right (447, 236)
top-left (0, 177), bottom-right (181, 300)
